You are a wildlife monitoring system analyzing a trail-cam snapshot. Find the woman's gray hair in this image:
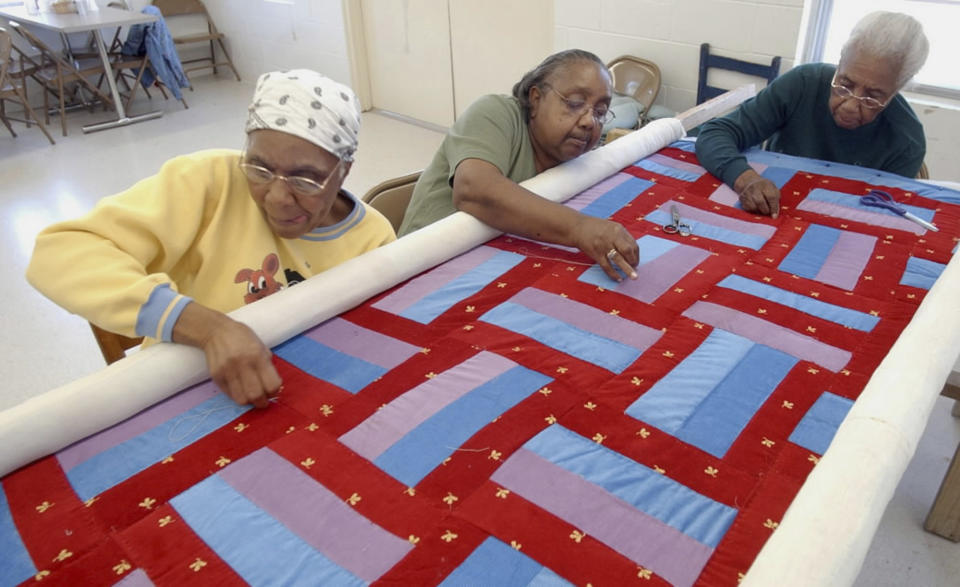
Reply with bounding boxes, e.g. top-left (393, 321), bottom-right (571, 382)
top-left (512, 49), bottom-right (608, 122)
top-left (841, 11), bottom-right (929, 89)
